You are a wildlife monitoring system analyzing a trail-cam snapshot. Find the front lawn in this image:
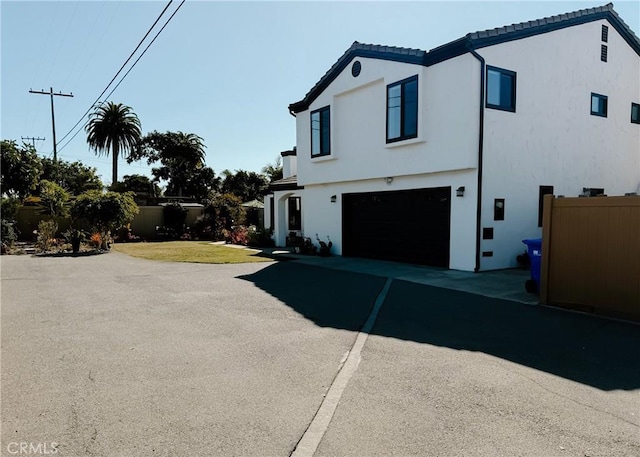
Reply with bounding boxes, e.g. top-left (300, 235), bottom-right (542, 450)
top-left (112, 241), bottom-right (274, 264)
